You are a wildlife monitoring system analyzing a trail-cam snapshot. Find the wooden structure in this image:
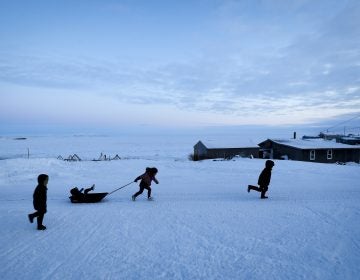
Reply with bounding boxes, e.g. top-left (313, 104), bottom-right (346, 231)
top-left (193, 141), bottom-right (259, 160)
top-left (258, 139), bottom-right (360, 164)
